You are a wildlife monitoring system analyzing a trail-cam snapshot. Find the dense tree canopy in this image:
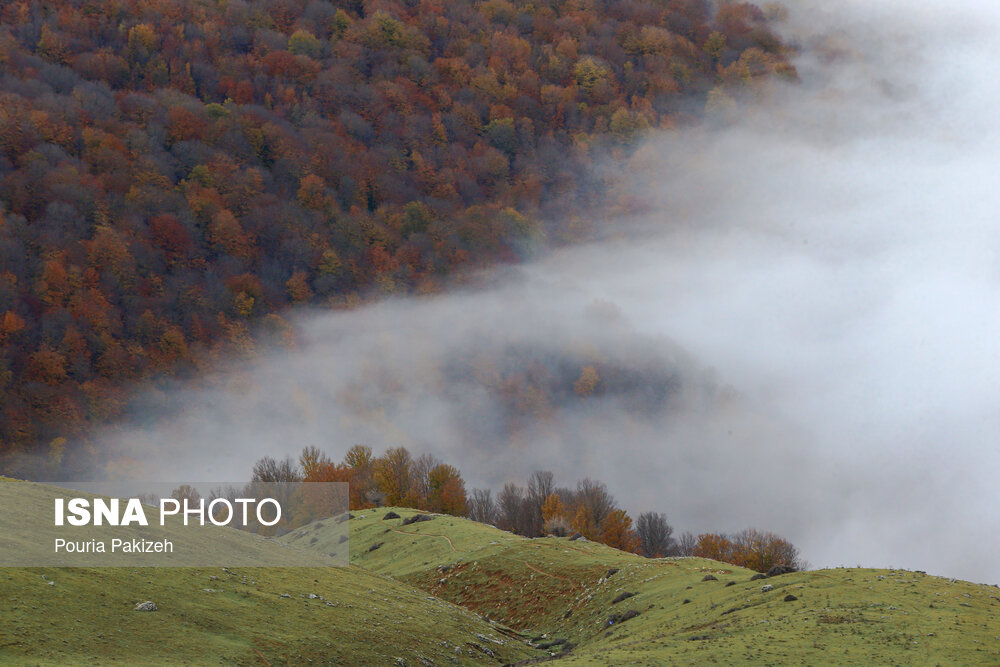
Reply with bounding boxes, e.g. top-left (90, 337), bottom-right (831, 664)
top-left (0, 0), bottom-right (793, 472)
